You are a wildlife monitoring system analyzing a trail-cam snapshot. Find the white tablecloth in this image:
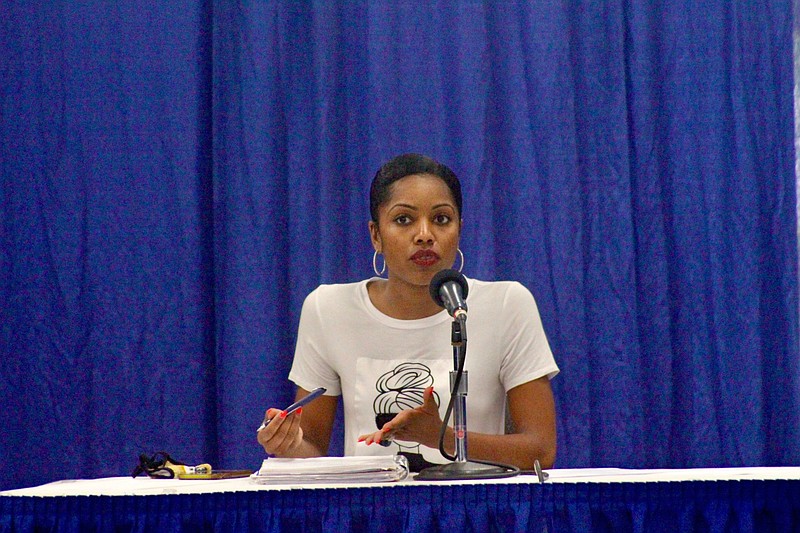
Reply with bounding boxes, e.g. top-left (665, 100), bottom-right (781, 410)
top-left (4, 466), bottom-right (800, 497)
